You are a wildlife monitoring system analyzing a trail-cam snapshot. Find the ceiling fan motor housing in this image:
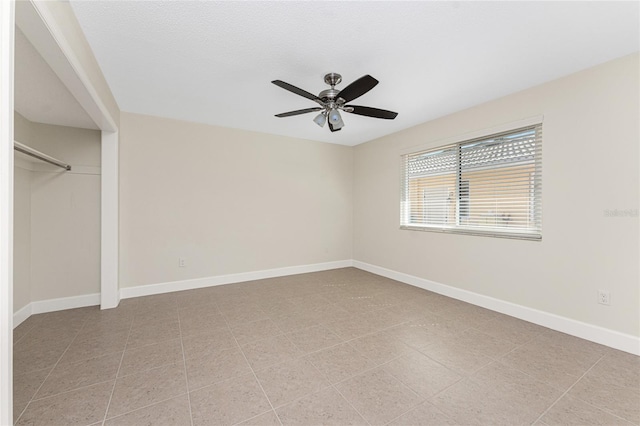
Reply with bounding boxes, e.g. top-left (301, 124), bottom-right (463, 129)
top-left (319, 88), bottom-right (342, 101)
